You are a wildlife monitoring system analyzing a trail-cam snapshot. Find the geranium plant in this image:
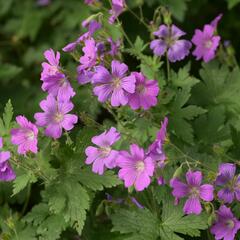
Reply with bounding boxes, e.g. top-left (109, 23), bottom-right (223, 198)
top-left (1, 0), bottom-right (240, 240)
